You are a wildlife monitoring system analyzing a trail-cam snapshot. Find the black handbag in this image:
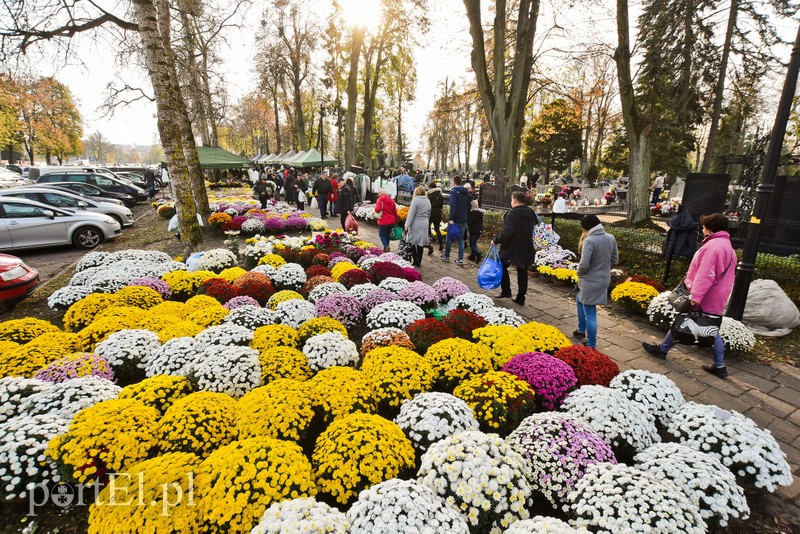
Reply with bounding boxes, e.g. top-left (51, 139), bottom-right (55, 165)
top-left (670, 310), bottom-right (723, 346)
top-left (397, 239), bottom-right (414, 262)
top-left (667, 281), bottom-right (692, 313)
